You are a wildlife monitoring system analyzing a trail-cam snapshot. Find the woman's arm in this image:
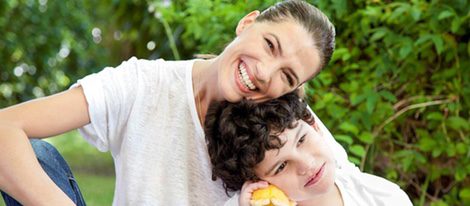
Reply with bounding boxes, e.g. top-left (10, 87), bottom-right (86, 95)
top-left (0, 86), bottom-right (90, 205)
